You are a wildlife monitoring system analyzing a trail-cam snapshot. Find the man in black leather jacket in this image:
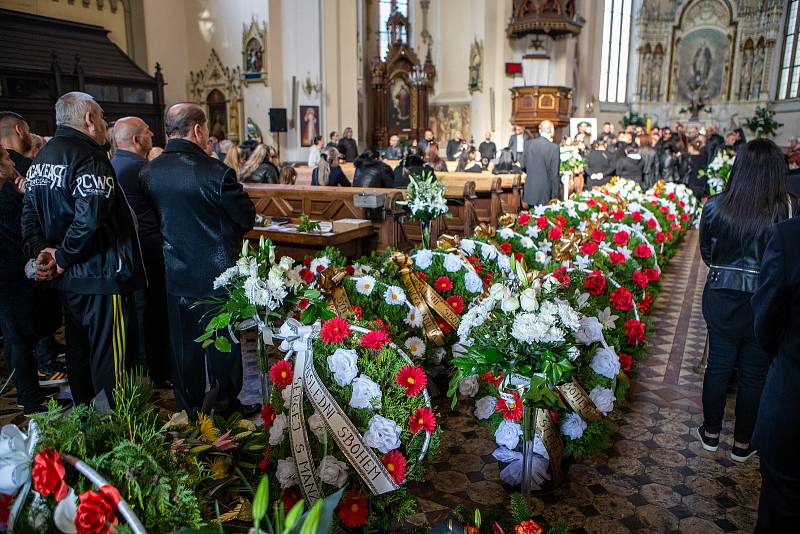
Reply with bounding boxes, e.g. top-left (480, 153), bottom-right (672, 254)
top-left (142, 103), bottom-right (257, 418)
top-left (21, 92), bottom-right (146, 407)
